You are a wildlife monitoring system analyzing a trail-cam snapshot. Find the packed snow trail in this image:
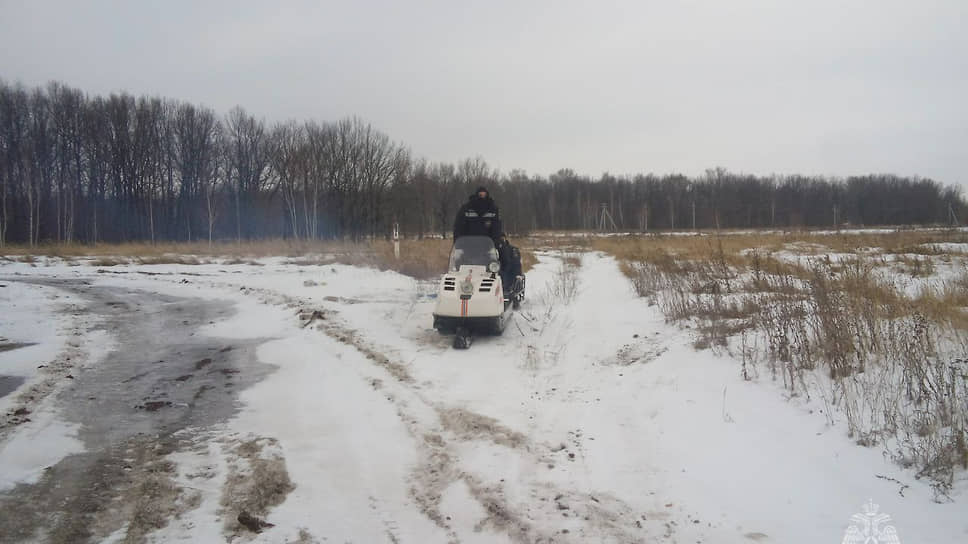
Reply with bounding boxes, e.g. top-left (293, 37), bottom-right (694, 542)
top-left (0, 252), bottom-right (965, 542)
